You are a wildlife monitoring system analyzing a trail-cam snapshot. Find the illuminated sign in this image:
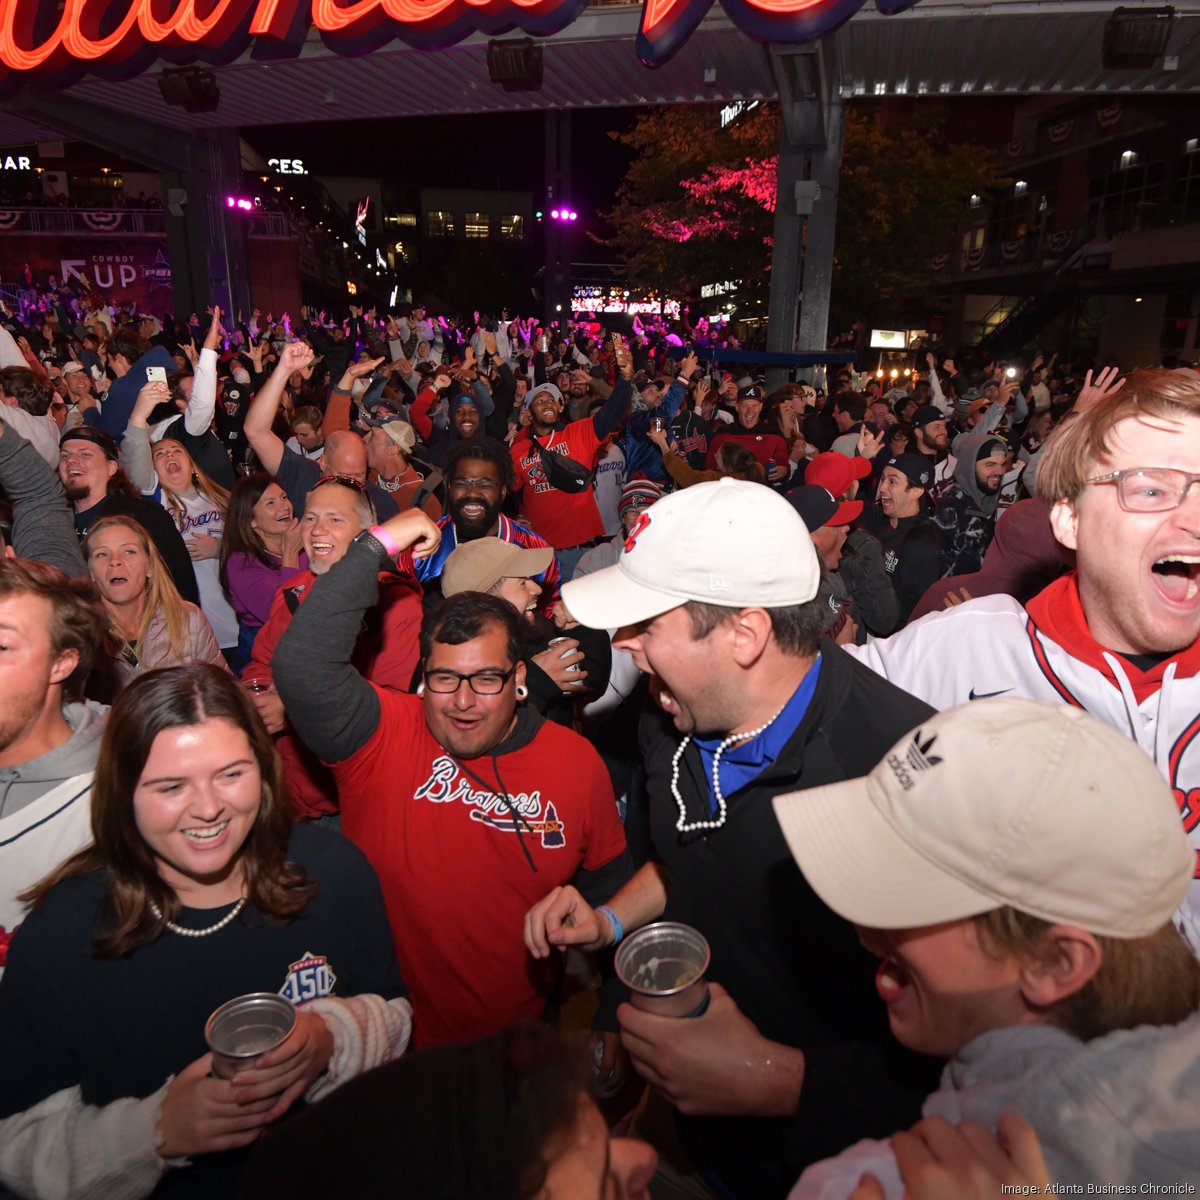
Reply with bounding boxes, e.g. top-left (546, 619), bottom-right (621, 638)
top-left (719, 100), bottom-right (759, 129)
top-left (267, 157), bottom-right (306, 175)
top-left (572, 286), bottom-right (681, 319)
top-left (0, 0), bottom-right (920, 83)
top-left (0, 153), bottom-right (30, 169)
top-left (869, 329), bottom-right (907, 349)
top-left (700, 279), bottom-right (740, 298)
